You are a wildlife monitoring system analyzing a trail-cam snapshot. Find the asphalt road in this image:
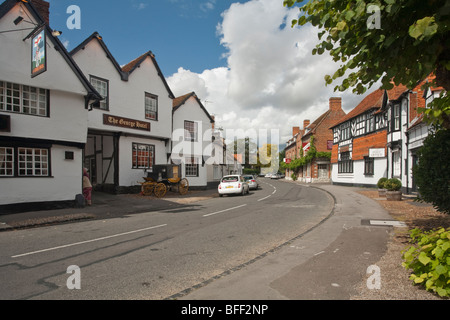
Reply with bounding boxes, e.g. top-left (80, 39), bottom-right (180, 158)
top-left (0, 179), bottom-right (334, 300)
